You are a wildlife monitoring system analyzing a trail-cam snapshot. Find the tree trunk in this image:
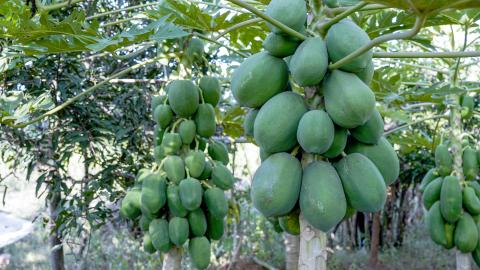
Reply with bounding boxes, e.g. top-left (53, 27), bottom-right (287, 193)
top-left (368, 212), bottom-right (381, 268)
top-left (284, 233), bottom-right (300, 270)
top-left (162, 247), bottom-right (182, 270)
top-left (48, 191), bottom-right (65, 270)
top-left (456, 251), bottom-right (471, 270)
top-left (298, 214), bottom-right (327, 270)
